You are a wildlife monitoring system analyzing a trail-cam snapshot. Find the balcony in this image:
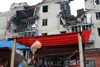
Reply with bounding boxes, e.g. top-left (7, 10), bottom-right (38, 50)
top-left (89, 33), bottom-right (94, 42)
top-left (18, 30), bottom-right (38, 37)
